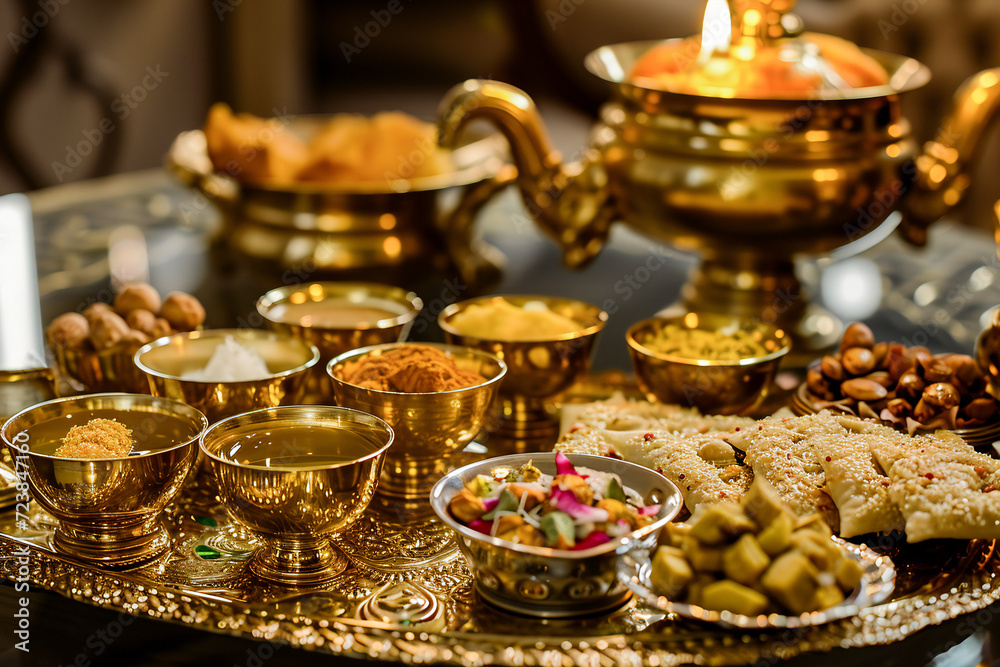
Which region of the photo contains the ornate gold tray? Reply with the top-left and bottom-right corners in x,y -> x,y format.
2,470 -> 999,666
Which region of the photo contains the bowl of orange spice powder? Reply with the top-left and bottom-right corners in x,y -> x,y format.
328,343 -> 505,505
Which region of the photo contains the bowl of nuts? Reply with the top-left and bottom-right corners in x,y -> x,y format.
46,283 -> 207,395
795,322 -> 1000,447
626,313 -> 791,415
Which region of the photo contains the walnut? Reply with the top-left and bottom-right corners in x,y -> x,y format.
46,312 -> 90,348
151,317 -> 174,338
120,329 -> 151,346
160,292 -> 205,331
82,302 -> 114,323
114,283 -> 162,316
88,311 -> 130,350
125,309 -> 158,336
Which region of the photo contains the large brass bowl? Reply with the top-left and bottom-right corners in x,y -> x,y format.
134,328 -> 319,423
201,405 -> 393,586
1,393 -> 207,566
257,282 -> 423,401
438,295 -> 607,439
327,342 -> 505,509
438,42 -> 1000,359
626,313 -> 790,415
430,452 -> 682,618
165,119 -> 513,288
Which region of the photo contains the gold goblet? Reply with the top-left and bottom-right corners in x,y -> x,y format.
200,405 -> 393,586
626,313 -> 790,415
134,328 -> 319,423
327,343 -> 505,510
438,295 -> 607,440
1,393 -> 207,566
256,282 -> 423,402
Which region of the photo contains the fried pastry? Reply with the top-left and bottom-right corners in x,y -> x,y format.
556,425 -> 743,512
740,416 -> 840,533
560,393 -> 754,441
887,450 -> 1000,542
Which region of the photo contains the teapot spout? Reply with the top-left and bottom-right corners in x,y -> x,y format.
438,79 -> 614,268
898,68 -> 1000,246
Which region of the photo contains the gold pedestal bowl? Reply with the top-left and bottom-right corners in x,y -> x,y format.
627,313 -> 791,415
438,295 -> 607,440
200,405 -> 393,586
327,343 -> 505,510
437,44 -> 1000,360
1,393 -> 208,566
257,282 -> 423,402
134,328 -> 319,424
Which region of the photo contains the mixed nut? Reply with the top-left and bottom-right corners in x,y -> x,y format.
806,322 -> 999,432
46,283 -> 207,392
47,283 -> 206,353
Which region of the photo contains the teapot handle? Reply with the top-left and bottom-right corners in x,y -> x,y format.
441,164 -> 518,291
438,80 -> 614,269
898,68 -> 1000,246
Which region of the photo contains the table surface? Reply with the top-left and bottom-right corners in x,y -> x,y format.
3,168 -> 1000,666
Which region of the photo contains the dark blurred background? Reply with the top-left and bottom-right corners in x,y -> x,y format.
0,0 -> 998,227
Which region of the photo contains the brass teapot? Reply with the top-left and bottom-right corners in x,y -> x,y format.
438,42 -> 1000,357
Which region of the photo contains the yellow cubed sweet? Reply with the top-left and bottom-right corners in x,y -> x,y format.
722,533 -> 771,586
756,511 -> 794,556
761,551 -> 820,615
700,580 -> 770,616
650,546 -> 694,598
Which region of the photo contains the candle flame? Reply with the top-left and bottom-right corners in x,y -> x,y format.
698,0 -> 733,63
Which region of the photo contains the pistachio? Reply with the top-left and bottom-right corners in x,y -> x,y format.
841,378 -> 888,402
841,347 -> 876,376
820,356 -> 844,381
114,283 -> 162,316
921,382 -> 960,409
46,312 -> 90,348
839,322 -> 874,353
161,292 -> 206,331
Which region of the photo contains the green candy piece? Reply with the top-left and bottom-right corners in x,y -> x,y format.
194,516 -> 218,527
540,511 -> 575,548
482,489 -> 519,520
607,477 -> 626,503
